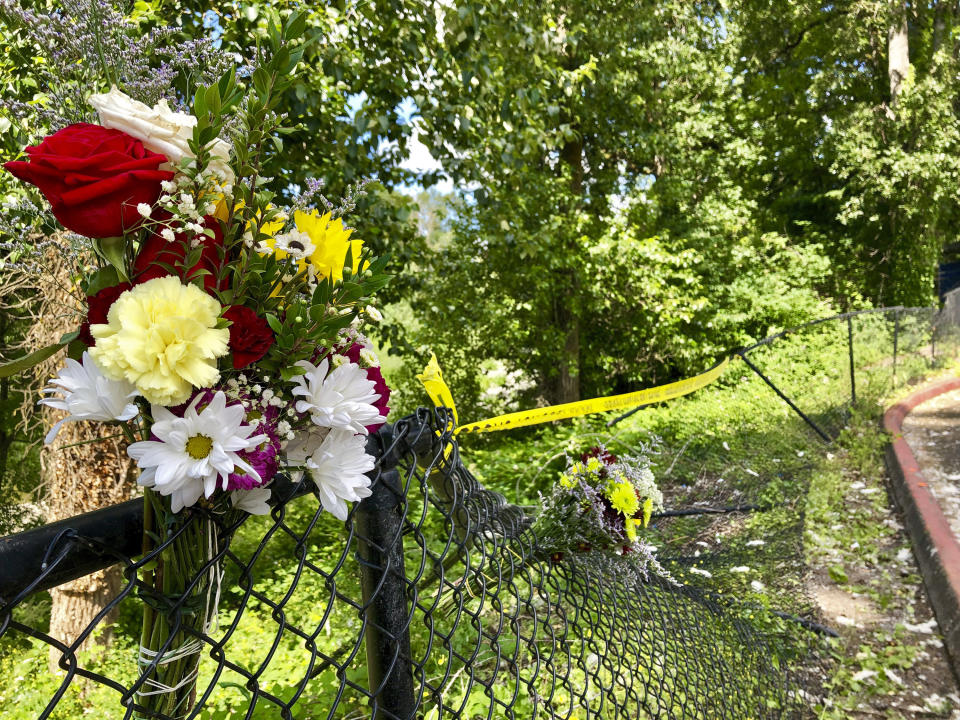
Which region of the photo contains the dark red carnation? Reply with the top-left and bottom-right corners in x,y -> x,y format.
344,341 -> 391,432
4,123 -> 173,238
224,305 -> 274,369
78,281 -> 133,346
581,446 -> 617,466
134,214 -> 227,294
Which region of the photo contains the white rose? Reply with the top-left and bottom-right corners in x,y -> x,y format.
89,86 -> 235,188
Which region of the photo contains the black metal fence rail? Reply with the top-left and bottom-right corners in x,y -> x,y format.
5,304 -> 956,720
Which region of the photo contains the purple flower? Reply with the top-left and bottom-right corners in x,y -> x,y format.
227,440 -> 280,491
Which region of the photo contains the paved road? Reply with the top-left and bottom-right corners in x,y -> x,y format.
901,388 -> 960,542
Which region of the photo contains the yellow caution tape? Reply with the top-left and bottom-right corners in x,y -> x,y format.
416,352 -> 459,426
417,354 -> 732,436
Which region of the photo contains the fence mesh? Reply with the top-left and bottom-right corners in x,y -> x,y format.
1,306 -> 957,720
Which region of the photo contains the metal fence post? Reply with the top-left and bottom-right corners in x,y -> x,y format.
356,429 -> 416,720
846,314 -> 856,406
892,309 -> 899,386
931,316 -> 937,364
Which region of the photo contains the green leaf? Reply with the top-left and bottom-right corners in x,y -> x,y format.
205,83 -> 222,116
0,341 -> 67,378
283,12 -> 307,42
252,68 -> 271,98
265,313 -> 283,333
92,236 -> 129,281
280,365 -> 308,381
66,338 -> 86,362
84,265 -> 120,296
193,86 -> 207,119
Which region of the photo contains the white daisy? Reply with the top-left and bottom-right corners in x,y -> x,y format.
291,358 -> 384,434
127,391 -> 268,512
273,228 -> 316,260
300,428 -> 374,521
40,352 -> 140,444
230,486 -> 272,516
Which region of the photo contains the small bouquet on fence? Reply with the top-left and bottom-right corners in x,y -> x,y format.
532,446 -> 664,566
1,14 -> 391,719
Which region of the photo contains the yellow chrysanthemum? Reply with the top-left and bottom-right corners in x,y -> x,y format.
607,482 -> 640,517
585,457 -> 602,473
642,497 -> 654,527
625,518 -> 642,542
90,276 -> 230,406
260,210 -> 365,283
559,471 -> 578,489
297,210 -> 366,282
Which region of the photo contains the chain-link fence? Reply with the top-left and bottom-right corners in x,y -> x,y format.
1,306 -> 957,720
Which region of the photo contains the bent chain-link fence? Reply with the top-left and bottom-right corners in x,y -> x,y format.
3,305 -> 957,719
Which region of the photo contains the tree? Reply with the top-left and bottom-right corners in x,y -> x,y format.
724,0 -> 960,306
415,1 -> 724,403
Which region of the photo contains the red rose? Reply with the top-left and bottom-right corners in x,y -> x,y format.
78,281 -> 133,346
224,305 -> 274,369
344,341 -> 391,431
134,214 -> 227,294
4,123 -> 174,238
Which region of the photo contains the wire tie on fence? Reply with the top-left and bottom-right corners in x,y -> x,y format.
40,528 -> 77,571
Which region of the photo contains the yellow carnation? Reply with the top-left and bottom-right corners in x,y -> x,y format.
607,481 -> 640,517
90,276 -> 229,406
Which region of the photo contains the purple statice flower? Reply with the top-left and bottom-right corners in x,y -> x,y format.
0,0 -> 235,130
290,177 -> 327,214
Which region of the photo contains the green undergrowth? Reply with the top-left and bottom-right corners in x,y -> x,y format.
457,313 -> 960,716
1,313 -> 957,718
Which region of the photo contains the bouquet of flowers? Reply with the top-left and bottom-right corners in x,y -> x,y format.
1,14 -> 391,718
531,446 -> 664,561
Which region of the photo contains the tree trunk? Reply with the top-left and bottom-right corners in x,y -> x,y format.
21,249 -> 139,672
43,406 -> 137,671
555,136 -> 583,404
47,570 -> 123,663
553,294 -> 581,404
888,5 -> 909,105
932,1 -> 947,54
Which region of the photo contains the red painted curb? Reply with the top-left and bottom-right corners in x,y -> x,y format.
884,376 -> 960,681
